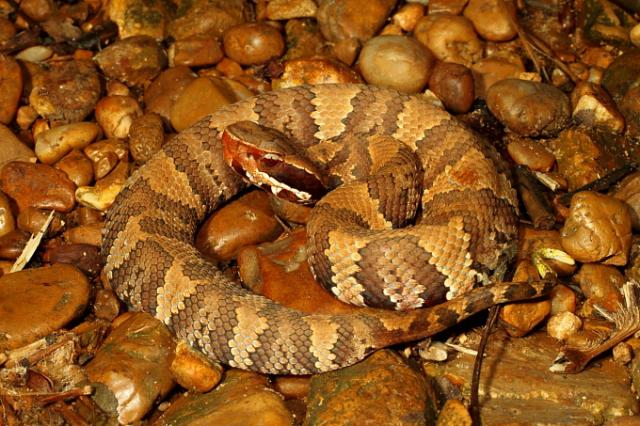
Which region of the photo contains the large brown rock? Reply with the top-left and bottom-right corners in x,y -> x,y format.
87,312 -> 175,424
0,264 -> 90,350
561,191 -> 632,266
154,370 -> 293,426
486,79 -> 571,137
305,349 -> 437,425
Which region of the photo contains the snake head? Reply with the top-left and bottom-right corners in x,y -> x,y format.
222,121 -> 327,205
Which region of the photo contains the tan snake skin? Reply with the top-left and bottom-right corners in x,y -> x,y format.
103,84 -> 552,375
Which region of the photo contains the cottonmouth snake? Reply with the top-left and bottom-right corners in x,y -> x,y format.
103,84 -> 552,375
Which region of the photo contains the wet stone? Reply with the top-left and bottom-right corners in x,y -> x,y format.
0,191 -> 15,238
358,34 -> 434,94
317,0 -> 396,44
29,59 -> 101,125
86,312 -> 175,424
170,340 -> 224,393
1,161 -> 76,212
272,56 -> 363,90
0,123 -> 36,170
223,22 -> 285,66
237,228 -> 359,314
144,65 -> 198,123
305,349 -> 436,425
486,78 -> 571,137
0,229 -> 29,259
107,0 -> 174,40
0,55 -> 22,124
154,369 -> 293,426
561,191 -> 632,266
196,191 -> 282,261
94,35 -> 167,87
34,122 -> 101,165
423,332 -> 638,424
0,264 -> 90,351
167,0 -> 250,41
170,76 -> 251,131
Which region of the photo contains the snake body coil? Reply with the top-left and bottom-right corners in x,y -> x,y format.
103,84 -> 552,374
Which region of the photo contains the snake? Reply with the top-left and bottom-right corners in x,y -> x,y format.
102,84 -> 553,375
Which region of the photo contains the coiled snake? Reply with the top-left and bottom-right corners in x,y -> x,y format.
103,84 -> 552,375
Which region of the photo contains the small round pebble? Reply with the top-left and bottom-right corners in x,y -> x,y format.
223,23 -> 285,66
414,13 -> 482,67
547,311 -> 582,341
95,96 -> 143,139
506,137 -> 556,171
55,149 -> 94,187
34,122 -> 101,165
463,0 -> 517,41
428,61 -> 474,113
358,35 -> 434,93
486,79 -> 571,137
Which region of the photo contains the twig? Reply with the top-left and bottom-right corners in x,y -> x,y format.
10,210 -> 54,273
0,386 -> 93,406
469,305 -> 500,426
556,163 -> 636,206
514,166 -> 556,229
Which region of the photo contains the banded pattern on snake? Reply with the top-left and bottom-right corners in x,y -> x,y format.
102,84 -> 552,375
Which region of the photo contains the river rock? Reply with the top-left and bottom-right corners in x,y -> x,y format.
1,161 -> 76,212
29,59 -> 101,125
34,122 -> 101,165
463,0 -> 516,41
154,369 -> 293,426
108,0 -> 174,40
0,124 -> 35,170
423,332 -> 637,424
196,191 -> 282,261
561,191 -> 632,266
486,79 -> 571,137
144,66 -> 197,123
0,55 -> 22,124
317,0 -> 396,44
237,228 -> 359,314
305,349 -> 437,425
223,23 -> 285,66
94,35 -> 167,87
0,191 -> 14,238
169,76 -> 251,131
358,35 -> 434,93
273,57 -> 362,90
167,0 -> 250,40
0,264 -> 90,350
86,312 -> 175,424
414,13 -> 482,67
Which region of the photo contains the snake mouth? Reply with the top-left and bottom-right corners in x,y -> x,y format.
221,121 -> 327,204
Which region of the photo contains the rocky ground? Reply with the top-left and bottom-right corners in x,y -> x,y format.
1,0 -> 640,424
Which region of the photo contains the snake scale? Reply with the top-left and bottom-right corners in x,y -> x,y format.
102,84 -> 552,375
